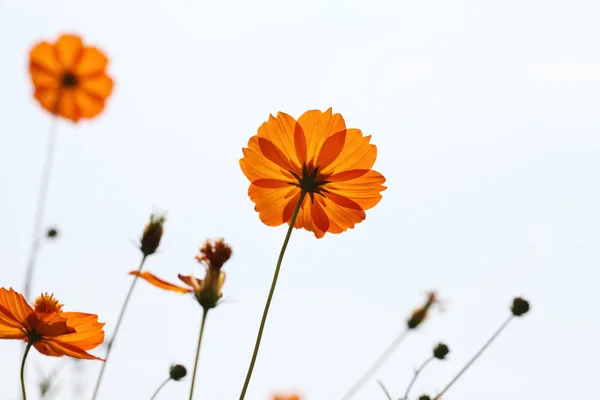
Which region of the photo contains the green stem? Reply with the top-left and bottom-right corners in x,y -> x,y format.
402,356 -> 434,400
433,315 -> 514,400
189,308 -> 209,400
23,116 -> 59,300
340,329 -> 410,400
90,254 -> 148,400
377,381 -> 393,400
150,377 -> 172,400
238,191 -> 306,400
20,341 -> 33,400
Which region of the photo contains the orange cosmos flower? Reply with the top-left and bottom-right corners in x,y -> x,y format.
131,238 -> 232,310
240,108 -> 386,238
29,33 -> 114,122
0,288 -> 105,360
273,396 -> 302,400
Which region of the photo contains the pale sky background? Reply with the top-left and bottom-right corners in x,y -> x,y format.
1,0 -> 599,399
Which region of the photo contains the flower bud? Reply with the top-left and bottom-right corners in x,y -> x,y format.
169,364 -> 187,381
46,227 -> 58,239
511,297 -> 530,317
433,342 -> 450,360
140,213 -> 166,256
407,291 -> 440,329
418,395 -> 432,400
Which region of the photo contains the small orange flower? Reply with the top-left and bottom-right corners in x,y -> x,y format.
131,238 -> 232,309
273,395 -> 302,400
0,288 -> 105,360
240,108 -> 386,238
29,33 -> 114,122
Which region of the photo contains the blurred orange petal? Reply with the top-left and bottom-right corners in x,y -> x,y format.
130,271 -> 193,294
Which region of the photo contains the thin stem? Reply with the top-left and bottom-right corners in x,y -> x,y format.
90,255 -> 148,400
189,308 -> 209,400
21,341 -> 34,400
150,377 -> 172,400
23,117 -> 59,300
433,315 -> 514,400
377,381 -> 393,400
340,329 -> 410,400
238,191 -> 307,400
402,356 -> 434,400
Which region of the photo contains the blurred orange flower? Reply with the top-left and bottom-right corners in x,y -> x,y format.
131,239 -> 232,309
240,108 -> 386,238
29,33 -> 114,122
273,396 -> 302,400
0,288 -> 105,360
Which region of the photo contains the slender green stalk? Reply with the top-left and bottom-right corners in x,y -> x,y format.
20,341 -> 34,400
189,308 -> 209,400
23,117 -> 59,300
403,356 -> 434,400
150,377 -> 172,400
377,381 -> 393,400
238,192 -> 306,400
433,315 -> 514,400
91,255 -> 148,400
340,329 -> 410,400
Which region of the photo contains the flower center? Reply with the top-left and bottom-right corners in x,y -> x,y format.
33,293 -> 63,314
61,72 -> 78,88
289,163 -> 330,202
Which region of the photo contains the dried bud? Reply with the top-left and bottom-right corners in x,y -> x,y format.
46,227 -> 58,239
140,213 -> 166,256
195,268 -> 226,310
418,395 -> 432,400
407,291 -> 441,329
169,364 -> 187,381
433,343 -> 450,360
511,297 -> 530,317
195,238 -> 232,271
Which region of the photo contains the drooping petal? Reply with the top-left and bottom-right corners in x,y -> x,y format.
29,42 -> 61,75
35,339 -> 104,360
321,129 -> 377,175
73,47 -> 109,76
0,288 -> 34,327
58,312 -> 105,350
129,271 -> 193,294
257,112 -> 302,169
0,303 -> 25,339
297,108 -> 346,164
328,170 -> 386,210
55,34 -> 84,69
178,274 -> 200,289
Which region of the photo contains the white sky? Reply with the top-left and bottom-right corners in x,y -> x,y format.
1,0 -> 599,399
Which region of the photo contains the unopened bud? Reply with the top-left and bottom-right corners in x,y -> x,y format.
511,297 -> 530,317
433,343 -> 450,360
418,395 -> 432,400
140,213 -> 166,256
169,364 -> 187,381
46,227 -> 58,239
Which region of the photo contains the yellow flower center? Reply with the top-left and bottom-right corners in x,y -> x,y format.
33,293 -> 63,314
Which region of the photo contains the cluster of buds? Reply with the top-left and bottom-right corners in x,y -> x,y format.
192,238 -> 233,310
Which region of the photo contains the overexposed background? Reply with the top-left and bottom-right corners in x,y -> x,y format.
1,0 -> 599,399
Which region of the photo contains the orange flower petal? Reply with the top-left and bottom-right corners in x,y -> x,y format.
29,65 -> 61,90
252,179 -> 291,188
257,112 -> 302,169
282,191 -> 302,223
316,130 -> 346,170
249,185 -> 298,227
26,313 -> 72,337
328,170 -> 386,210
258,138 -> 295,172
58,312 -> 105,350
310,198 -> 330,232
240,138 -> 290,183
0,288 -> 33,327
57,90 -> 81,122
29,42 -> 61,75
79,74 -> 114,98
297,108 -> 346,163
129,271 -> 193,294
74,90 -> 105,119
73,47 -> 109,76
321,129 -> 377,175
34,88 -> 60,115
55,34 -> 84,69
35,339 -> 104,360
327,169 -> 370,182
